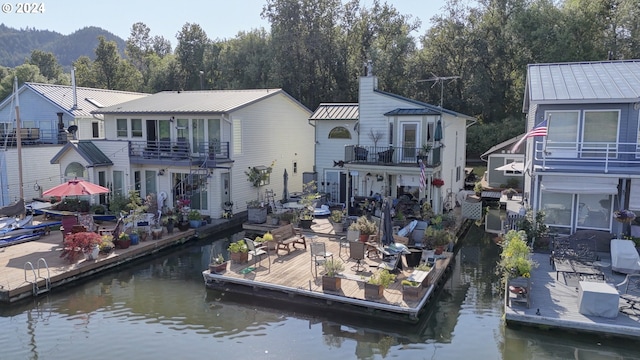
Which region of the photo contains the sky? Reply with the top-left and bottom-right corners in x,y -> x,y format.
0,0 -> 449,47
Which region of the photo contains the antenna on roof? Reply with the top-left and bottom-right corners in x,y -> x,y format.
417,74 -> 460,108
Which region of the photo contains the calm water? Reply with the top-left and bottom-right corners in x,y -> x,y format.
1,226 -> 640,360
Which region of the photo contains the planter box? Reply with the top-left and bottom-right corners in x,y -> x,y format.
248,207 -> 267,224
402,285 -> 421,301
364,283 -> 384,299
230,252 -> 249,264
322,276 -> 341,292
209,262 -> 228,274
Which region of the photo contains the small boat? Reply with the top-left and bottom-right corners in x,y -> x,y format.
0,214 -> 33,235
0,216 -> 17,230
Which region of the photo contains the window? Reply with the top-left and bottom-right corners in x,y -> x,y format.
582,110 -> 618,157
546,111 -> 579,157
293,161 -> 298,174
541,192 -> 572,229
576,194 -> 611,230
92,122 -> 99,138
192,118 -> 204,152
503,157 -> 523,175
131,119 -> 143,137
328,126 -> 351,139
116,119 -> 128,137
208,118 -> 221,153
233,119 -> 242,154
64,162 -> 86,179
113,170 -> 124,197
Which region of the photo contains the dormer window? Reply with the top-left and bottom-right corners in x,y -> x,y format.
328,126 -> 351,139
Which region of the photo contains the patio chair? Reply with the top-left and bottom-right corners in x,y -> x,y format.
310,242 -> 333,278
98,217 -> 124,239
617,273 -> 640,315
60,215 -> 78,240
349,241 -> 366,272
354,146 -> 368,161
246,238 -> 270,272
78,213 -> 97,232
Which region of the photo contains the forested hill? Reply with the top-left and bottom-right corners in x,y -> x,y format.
0,24 -> 125,68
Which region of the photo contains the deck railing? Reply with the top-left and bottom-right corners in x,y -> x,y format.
344,144 -> 441,167
534,141 -> 640,173
129,140 -> 230,162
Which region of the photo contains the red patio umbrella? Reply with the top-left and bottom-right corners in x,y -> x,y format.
43,178 -> 110,197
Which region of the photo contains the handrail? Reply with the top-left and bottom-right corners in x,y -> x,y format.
536,141 -> 640,172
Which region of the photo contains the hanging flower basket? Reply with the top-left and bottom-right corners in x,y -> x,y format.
614,209 -> 636,224
432,178 -> 445,188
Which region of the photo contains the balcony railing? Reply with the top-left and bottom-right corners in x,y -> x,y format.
129,140 -> 230,164
534,141 -> 640,173
344,145 -> 441,167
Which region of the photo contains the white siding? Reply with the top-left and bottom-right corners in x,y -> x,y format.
231,93 -> 314,209
0,146 -> 63,205
315,119 -> 357,191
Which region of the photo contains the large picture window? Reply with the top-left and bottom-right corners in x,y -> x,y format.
582,110 -> 619,157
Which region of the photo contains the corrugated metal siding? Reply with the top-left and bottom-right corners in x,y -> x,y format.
528,60 -> 640,103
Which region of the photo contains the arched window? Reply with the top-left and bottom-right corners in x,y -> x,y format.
64,162 -> 86,179
328,126 -> 351,139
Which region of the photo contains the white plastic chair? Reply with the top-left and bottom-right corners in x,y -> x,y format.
245,238 -> 270,272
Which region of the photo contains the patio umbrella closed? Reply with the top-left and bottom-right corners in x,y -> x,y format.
43,178 -> 110,197
381,200 -> 394,246
283,169 -> 289,202
434,119 -> 443,142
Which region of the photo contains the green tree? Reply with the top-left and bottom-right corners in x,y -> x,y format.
94,36 -> 121,89
25,49 -> 62,81
175,23 -> 209,90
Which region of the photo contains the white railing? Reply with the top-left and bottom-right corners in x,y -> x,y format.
534,141 -> 640,173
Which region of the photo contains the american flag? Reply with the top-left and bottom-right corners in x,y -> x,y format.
419,159 -> 426,191
511,120 -> 548,152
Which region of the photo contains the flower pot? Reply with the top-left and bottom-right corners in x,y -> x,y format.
166,221 -> 174,234
189,220 -> 202,228
359,234 -> 370,243
209,262 -> 228,274
332,223 -> 344,233
151,228 -> 163,240
322,276 -> 341,292
230,252 -> 248,264
129,233 -> 140,245
434,245 -> 445,255
177,222 -> 190,231
299,219 -> 313,229
116,238 -> 131,249
364,283 -> 384,299
248,207 -> 267,224
84,244 -> 100,261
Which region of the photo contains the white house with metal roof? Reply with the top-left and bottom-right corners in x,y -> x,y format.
50,89 -> 314,219
522,60 -> 640,236
0,83 -> 148,206
310,67 -> 476,215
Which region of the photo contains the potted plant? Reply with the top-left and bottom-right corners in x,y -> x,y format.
322,259 -> 345,291
329,209 -> 345,233
162,211 -> 176,234
401,279 -> 422,301
228,239 -> 249,263
99,235 -> 115,254
151,224 -> 163,239
352,216 -> 378,242
209,253 -> 228,274
246,199 -> 267,224
115,232 -> 131,249
474,182 -> 484,197
260,232 -> 276,251
137,227 -> 148,242
503,188 -> 518,200
498,230 -> 536,286
425,227 -> 452,255
365,269 -> 396,299
60,231 -> 102,263
432,178 -> 445,188
298,181 -> 319,229
279,211 -> 297,225
188,209 -> 203,228
417,144 -> 431,164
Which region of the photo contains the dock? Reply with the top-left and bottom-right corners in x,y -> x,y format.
205,217 -> 459,323
0,215 -> 244,303
505,251 -> 640,339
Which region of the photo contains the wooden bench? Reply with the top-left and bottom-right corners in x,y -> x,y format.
271,224 -> 307,255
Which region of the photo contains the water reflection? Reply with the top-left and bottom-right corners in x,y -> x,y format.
2,226 -> 640,359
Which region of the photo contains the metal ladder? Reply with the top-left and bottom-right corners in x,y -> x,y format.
265,189 -> 277,212
24,258 -> 51,296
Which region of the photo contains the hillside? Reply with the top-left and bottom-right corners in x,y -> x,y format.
0,24 -> 126,68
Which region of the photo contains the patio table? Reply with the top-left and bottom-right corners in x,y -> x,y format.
577,281 -> 619,318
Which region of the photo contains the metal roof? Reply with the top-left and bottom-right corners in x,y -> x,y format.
384,108 -> 442,116
309,103 -> 359,120
24,83 -> 149,117
93,89 -> 287,114
527,60 -> 640,104
50,140 -> 113,166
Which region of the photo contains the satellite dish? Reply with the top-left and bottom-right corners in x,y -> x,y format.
67,125 -> 78,133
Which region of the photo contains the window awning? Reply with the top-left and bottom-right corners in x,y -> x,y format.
540,176 -> 618,194
629,179 -> 640,210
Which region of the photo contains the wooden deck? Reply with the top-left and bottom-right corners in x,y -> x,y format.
505,251 -> 640,339
0,216 -> 244,303
204,218 -> 454,322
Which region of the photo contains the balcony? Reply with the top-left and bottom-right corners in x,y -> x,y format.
129,139 -> 230,167
344,145 -> 441,168
534,141 -> 640,174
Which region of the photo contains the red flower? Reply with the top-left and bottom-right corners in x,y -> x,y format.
432,178 -> 445,187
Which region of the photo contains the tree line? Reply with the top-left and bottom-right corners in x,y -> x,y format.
1,0 -> 638,157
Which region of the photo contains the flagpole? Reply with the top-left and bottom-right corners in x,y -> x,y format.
14,76 -> 24,209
